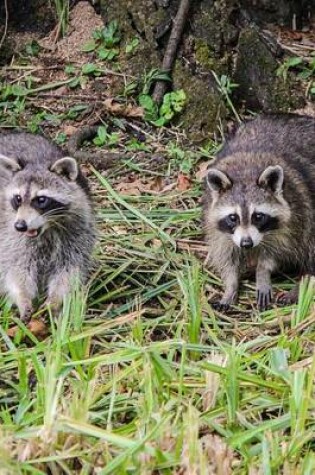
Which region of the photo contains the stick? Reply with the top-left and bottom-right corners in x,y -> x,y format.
0,0 -> 9,51
152,0 -> 191,105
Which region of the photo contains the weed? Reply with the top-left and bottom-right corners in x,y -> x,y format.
53,0 -> 70,38
93,125 -> 120,147
125,37 -> 140,55
166,142 -> 194,174
24,40 -> 41,57
141,68 -> 171,95
139,88 -> 186,127
212,71 -> 241,123
82,21 -> 121,61
125,138 -> 150,152
277,54 -> 315,97
54,132 -> 67,145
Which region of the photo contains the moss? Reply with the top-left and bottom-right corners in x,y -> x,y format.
195,39 -> 216,70
234,27 -> 305,111
173,61 -> 225,141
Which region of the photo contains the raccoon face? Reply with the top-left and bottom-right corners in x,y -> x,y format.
9,190 -> 71,238
206,165 -> 291,249
0,156 -> 79,238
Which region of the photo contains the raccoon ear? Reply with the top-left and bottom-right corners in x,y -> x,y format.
206,168 -> 232,193
0,154 -> 21,173
258,165 -> 284,193
50,157 -> 78,181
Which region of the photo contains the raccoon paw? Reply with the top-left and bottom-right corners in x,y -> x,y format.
20,307 -> 33,323
257,288 -> 272,311
212,301 -> 231,313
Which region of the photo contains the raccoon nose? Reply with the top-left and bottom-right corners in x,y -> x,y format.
240,236 -> 253,249
14,219 -> 28,232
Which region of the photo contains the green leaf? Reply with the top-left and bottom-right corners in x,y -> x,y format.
81,40 -> 97,52
81,63 -> 98,75
68,77 -> 80,88
11,85 -> 28,97
65,65 -> 76,75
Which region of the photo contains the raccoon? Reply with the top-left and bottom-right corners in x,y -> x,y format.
203,114 -> 315,311
0,132 -> 96,320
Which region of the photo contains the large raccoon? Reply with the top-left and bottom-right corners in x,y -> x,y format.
203,114 -> 315,311
0,132 -> 96,320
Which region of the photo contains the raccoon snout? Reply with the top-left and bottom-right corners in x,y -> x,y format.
240,237 -> 253,249
14,219 -> 28,232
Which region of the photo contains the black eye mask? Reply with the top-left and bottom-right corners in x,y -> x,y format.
251,212 -> 279,232
11,194 -> 22,210
31,196 -> 70,214
217,214 -> 240,234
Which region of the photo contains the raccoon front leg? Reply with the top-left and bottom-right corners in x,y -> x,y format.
213,265 -> 239,311
256,257 -> 276,311
45,268 -> 79,314
5,271 -> 37,321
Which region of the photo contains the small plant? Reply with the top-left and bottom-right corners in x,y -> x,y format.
139,89 -> 186,127
54,132 -> 67,145
82,21 -> 121,61
142,68 -> 171,95
93,125 -> 119,147
277,56 -> 304,82
53,0 -> 70,38
138,69 -> 186,127
125,37 -> 139,55
166,142 -> 194,174
212,71 -> 241,123
123,80 -> 138,97
24,40 -> 41,57
277,54 -> 315,97
159,89 -> 186,123
125,138 -> 149,152
81,63 -> 102,76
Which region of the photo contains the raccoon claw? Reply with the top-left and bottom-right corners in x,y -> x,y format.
212,301 -> 231,313
257,289 -> 272,311
20,308 -> 33,323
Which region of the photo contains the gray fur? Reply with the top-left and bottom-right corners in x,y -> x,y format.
0,132 -> 96,320
203,114 -> 315,311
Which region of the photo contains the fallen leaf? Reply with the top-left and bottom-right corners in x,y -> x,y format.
104,98 -> 144,118
177,173 -> 191,191
147,176 -> 164,192
115,177 -> 167,195
195,160 -> 212,182
7,319 -> 48,339
63,125 -> 77,136
115,179 -> 142,195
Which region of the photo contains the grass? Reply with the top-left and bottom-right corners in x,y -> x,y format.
0,166 -> 315,474
0,18 -> 314,472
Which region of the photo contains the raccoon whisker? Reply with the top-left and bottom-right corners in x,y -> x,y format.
46,220 -> 68,232
42,208 -> 90,220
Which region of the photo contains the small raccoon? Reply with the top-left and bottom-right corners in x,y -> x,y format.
203,114 -> 315,311
0,132 -> 96,320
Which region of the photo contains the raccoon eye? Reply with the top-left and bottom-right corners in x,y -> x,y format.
252,212 -> 265,222
33,196 -> 51,210
11,194 -> 22,210
228,214 -> 238,223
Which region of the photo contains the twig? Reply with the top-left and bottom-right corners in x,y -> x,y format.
34,92 -> 106,101
152,0 -> 191,105
292,43 -> 315,51
0,0 -> 9,51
